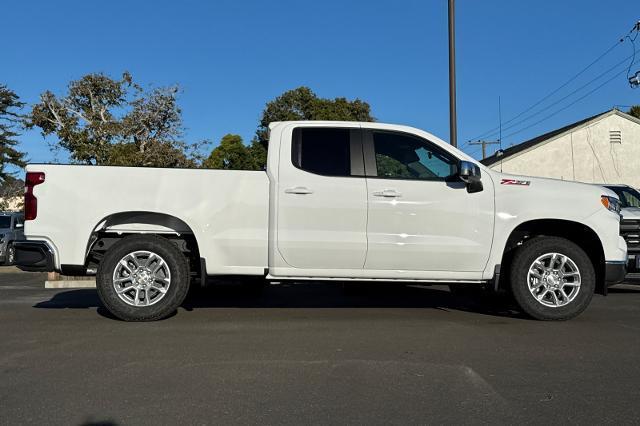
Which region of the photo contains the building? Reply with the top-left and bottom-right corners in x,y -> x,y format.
481,109 -> 640,188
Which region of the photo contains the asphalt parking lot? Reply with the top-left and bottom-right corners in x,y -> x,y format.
1,267 -> 640,425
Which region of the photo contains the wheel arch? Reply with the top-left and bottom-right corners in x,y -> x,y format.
500,219 -> 606,293
83,211 -> 202,275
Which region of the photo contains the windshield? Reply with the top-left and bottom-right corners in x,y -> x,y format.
0,216 -> 11,228
606,186 -> 640,208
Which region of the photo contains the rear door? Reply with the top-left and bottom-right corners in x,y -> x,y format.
276,125 -> 368,269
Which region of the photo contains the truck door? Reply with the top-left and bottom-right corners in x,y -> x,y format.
363,129 -> 494,272
276,125 -> 368,269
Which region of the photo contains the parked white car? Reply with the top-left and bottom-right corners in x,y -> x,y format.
15,121 -> 627,321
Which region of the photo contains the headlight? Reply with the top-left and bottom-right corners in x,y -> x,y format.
601,195 -> 621,214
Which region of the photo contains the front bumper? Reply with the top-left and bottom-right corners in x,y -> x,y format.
604,261 -> 627,285
14,241 -> 55,272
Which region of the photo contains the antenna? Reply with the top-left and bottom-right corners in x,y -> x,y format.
498,96 -> 503,150
499,96 -> 504,172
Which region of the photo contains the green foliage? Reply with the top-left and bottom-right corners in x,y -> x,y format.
27,79 -> 376,171
251,86 -> 375,169
0,176 -> 24,211
28,72 -> 201,167
203,134 -> 257,170
0,85 -> 27,184
629,105 -> 640,120
256,86 -> 375,145
247,139 -> 267,170
375,154 -> 412,178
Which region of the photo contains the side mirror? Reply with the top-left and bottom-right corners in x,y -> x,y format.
458,161 -> 483,193
15,223 -> 24,229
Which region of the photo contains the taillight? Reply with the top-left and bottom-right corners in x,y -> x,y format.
25,172 -> 45,221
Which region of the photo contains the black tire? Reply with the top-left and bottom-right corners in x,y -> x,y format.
96,235 -> 190,321
509,236 -> 595,321
6,243 -> 15,265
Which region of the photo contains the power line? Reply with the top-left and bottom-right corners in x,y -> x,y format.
467,21 -> 640,144
469,52 -> 635,142
499,58 -> 640,141
467,38 -> 625,143
626,21 -> 640,86
469,140 -> 500,159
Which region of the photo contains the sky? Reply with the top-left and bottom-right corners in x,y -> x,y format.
3,0 -> 639,168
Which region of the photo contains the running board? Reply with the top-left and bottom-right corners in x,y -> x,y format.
265,275 -> 485,284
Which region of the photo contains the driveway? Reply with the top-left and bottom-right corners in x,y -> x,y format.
1,266 -> 639,424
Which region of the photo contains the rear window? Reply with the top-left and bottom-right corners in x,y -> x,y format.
292,128 -> 351,177
0,216 -> 10,228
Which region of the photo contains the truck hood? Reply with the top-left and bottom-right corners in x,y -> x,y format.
490,171 -> 616,198
487,170 -> 617,221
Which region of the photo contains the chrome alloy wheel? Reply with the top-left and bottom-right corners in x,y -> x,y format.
112,251 -> 171,307
527,252 -> 581,308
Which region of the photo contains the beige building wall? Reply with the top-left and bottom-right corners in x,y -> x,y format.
489,112 -> 640,188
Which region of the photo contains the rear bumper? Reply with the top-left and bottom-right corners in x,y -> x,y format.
604,261 -> 627,285
14,241 -> 56,272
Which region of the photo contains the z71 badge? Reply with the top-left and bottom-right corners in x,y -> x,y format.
501,178 -> 530,186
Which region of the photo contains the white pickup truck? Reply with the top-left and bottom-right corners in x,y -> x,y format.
15,121 -> 627,321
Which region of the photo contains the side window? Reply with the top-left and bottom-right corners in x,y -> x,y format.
372,131 -> 457,180
292,128 -> 352,176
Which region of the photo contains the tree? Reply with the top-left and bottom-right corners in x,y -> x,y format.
28,72 -> 201,167
255,86 -> 375,144
0,176 -> 24,211
0,85 -> 27,184
249,87 -> 375,169
203,134 -> 256,170
629,105 -> 640,120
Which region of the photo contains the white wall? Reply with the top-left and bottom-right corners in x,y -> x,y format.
489,113 -> 640,188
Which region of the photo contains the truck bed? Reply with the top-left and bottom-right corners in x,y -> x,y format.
24,164 -> 270,275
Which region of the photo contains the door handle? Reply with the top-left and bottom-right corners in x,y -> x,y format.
284,186 -> 314,195
372,189 -> 402,198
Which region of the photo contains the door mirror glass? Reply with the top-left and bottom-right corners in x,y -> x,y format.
458,161 -> 481,182
458,161 -> 483,193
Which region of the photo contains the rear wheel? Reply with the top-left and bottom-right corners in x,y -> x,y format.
96,235 -> 190,321
509,236 -> 595,320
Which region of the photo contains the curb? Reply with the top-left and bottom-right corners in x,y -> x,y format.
45,280 -> 96,289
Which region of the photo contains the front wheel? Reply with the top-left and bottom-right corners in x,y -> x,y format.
509,236 -> 595,321
96,235 -> 190,321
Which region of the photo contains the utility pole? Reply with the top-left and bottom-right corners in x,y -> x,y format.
448,0 -> 457,147
469,140 -> 501,159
